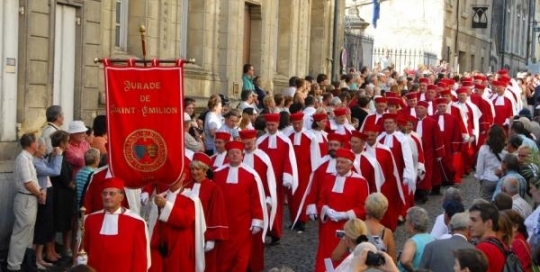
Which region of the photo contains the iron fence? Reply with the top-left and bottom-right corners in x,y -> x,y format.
344,33 -> 374,72
372,47 -> 439,73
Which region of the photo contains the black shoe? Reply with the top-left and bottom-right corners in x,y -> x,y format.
269,236 -> 280,246
293,222 -> 305,232
430,186 -> 441,195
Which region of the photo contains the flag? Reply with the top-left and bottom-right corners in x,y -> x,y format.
103,59 -> 186,188
372,0 -> 380,28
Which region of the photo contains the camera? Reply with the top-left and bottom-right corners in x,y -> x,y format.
365,251 -> 386,266
335,230 -> 345,239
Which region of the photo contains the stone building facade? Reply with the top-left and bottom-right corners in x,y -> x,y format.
0,0 -> 344,250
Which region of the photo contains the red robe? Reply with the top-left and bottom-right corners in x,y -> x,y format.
397,106 -> 416,117
185,180 -> 229,272
452,101 -> 481,173
353,152 -> 385,194
256,132 -> 298,239
214,164 -> 267,272
243,149 -> 277,272
83,166 -> 129,214
378,132 -> 416,202
415,116 -> 445,189
328,120 -> 354,148
210,151 -> 228,171
85,208 -> 149,272
470,94 -> 494,147
309,129 -> 328,161
315,172 -> 369,272
148,187 -> 206,272
364,143 -> 404,231
288,129 -> 321,224
360,113 -> 384,133
491,94 -> 514,129
430,113 -> 462,184
303,156 -> 337,220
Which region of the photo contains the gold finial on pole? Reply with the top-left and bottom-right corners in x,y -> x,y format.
140,24 -> 147,67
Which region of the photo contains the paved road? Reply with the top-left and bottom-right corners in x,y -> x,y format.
264,174 -> 480,271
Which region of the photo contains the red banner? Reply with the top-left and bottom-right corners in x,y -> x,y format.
104,59 -> 185,188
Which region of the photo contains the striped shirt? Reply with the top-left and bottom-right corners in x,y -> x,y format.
75,166 -> 96,207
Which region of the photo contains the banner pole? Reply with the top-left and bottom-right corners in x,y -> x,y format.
140,25 -> 147,67
94,58 -> 196,65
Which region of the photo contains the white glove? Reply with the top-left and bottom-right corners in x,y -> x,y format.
283,180 -> 292,189
76,254 -> 88,265
325,207 -> 338,221
404,178 -> 416,194
308,214 -> 318,221
251,226 -> 262,234
204,240 -> 215,252
332,211 -> 349,222
140,192 -> 149,206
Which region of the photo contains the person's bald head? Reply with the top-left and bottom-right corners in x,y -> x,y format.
502,176 -> 519,196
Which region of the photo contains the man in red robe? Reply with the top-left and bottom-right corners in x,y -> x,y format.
454,87 -> 481,174
314,148 -> 369,272
214,141 -> 268,272
471,83 -> 495,147
83,166 -> 129,214
491,80 -> 515,133
360,96 -> 387,132
386,97 -> 402,114
415,101 -> 445,197
239,129 -> 277,272
377,113 -> 416,217
256,113 -> 298,245
430,98 -> 462,186
287,112 -> 321,231
303,132 -> 343,223
418,77 -> 430,101
424,84 -> 438,116
310,112 -> 329,158
398,91 -> 419,117
84,177 -> 149,272
328,108 -> 354,148
350,130 -> 384,193
362,124 -> 404,231
185,152 -> 229,272
211,132 -> 230,170
148,168 -> 206,272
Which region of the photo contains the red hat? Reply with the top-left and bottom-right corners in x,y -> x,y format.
102,177 -> 125,191
473,74 -> 487,81
474,84 -> 485,90
397,117 -> 408,127
374,97 -> 387,104
405,92 -> 419,100
351,130 -> 368,140
289,112 -> 304,122
239,129 -> 257,140
333,108 -> 347,117
418,78 -> 430,84
335,148 -> 355,162
417,101 -> 429,108
497,69 -> 508,75
499,75 -> 510,82
492,80 -> 505,87
192,152 -> 212,167
327,132 -> 344,143
437,82 -> 448,89
225,141 -> 244,151
404,115 -> 417,124
312,113 -> 327,122
461,77 -> 473,83
439,89 -> 452,97
362,124 -> 380,133
456,88 -> 468,95
215,131 -> 232,141
435,97 -> 448,105
265,113 -> 281,123
427,84 -> 437,91
461,81 -> 473,87
385,92 -> 398,98
387,97 -> 402,106
382,113 -> 398,121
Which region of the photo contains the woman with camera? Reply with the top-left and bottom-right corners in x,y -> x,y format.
332,218 -> 370,271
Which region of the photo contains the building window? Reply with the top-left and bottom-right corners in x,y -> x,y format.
115,0 -> 129,50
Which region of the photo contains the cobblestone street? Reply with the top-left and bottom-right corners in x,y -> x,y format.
264,174 -> 480,271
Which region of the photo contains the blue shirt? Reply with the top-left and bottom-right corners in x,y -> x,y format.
242,74 -> 255,91
492,170 -> 528,200
33,155 -> 62,189
399,233 -> 435,272
75,166 -> 96,206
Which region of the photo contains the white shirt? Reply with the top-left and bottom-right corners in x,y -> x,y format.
282,87 -> 296,97
430,213 -> 448,239
526,205 -> 540,238
474,145 -> 504,182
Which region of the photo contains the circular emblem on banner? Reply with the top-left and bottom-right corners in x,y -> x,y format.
124,129 -> 167,172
